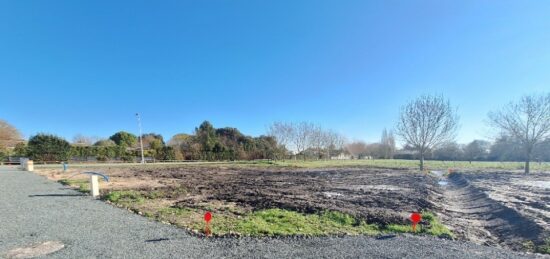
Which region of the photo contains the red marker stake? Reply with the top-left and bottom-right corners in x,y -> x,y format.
204,212 -> 212,236
410,212 -> 422,232
204,211 -> 212,223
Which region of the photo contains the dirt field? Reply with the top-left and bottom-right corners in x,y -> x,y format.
439,171 -> 550,252
37,166 -> 438,223
152,167 -> 439,225
34,164 -> 550,253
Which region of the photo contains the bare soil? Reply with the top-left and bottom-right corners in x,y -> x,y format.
35,165 -> 550,253
439,171 -> 550,251
166,167 -> 440,225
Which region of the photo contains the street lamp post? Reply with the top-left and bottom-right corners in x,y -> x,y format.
136,113 -> 145,164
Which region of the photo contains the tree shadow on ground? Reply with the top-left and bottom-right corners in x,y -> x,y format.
29,194 -> 86,197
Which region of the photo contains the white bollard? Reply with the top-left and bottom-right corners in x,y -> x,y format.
26,160 -> 34,171
20,159 -> 34,171
90,175 -> 100,198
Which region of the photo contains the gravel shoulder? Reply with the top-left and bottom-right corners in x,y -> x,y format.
0,167 -> 544,258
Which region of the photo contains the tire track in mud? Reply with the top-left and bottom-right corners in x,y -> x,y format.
440,173 -> 546,251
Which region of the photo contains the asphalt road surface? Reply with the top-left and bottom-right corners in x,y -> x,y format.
0,167 -> 543,258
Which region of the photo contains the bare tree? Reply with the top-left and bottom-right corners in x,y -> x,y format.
0,119 -> 22,148
322,130 -> 339,159
365,143 -> 382,159
269,121 -> 345,160
488,93 -> 550,173
310,125 -> 325,159
324,130 -> 346,159
346,141 -> 368,159
268,122 -> 294,149
396,95 -> 459,171
293,122 -> 316,160
72,134 -> 94,146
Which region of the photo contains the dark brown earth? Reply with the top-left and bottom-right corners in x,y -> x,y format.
121,167 -> 441,225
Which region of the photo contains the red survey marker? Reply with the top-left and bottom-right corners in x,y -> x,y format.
204,211 -> 212,223
204,212 -> 212,236
410,212 -> 422,232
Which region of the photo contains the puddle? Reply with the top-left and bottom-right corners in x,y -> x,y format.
438,180 -> 448,186
519,181 -> 550,189
6,241 -> 64,258
322,192 -> 343,198
346,185 -> 411,191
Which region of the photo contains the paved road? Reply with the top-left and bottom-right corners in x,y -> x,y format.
0,167 -> 543,258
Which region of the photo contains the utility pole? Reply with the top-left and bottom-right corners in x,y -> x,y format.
136,113 -> 145,164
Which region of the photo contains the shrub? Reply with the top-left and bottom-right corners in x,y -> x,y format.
28,134 -> 71,162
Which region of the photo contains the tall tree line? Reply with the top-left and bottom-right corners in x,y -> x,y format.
168,121 -> 284,161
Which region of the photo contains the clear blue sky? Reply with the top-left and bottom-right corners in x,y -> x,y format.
1,1 -> 549,144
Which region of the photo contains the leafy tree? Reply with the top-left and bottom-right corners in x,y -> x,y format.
164,121 -> 286,161
167,134 -> 192,146
149,138 -> 163,151
0,147 -> 6,161
195,121 -> 218,153
109,131 -> 138,147
168,134 -> 195,160
98,146 -> 122,159
13,142 -> 28,157
94,139 -> 116,146
159,146 -> 176,160
27,134 -> 71,162
142,133 -> 164,149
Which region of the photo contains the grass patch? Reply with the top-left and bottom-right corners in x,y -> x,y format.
522,240 -> 536,253
538,238 -> 550,254
36,159 -> 550,172
104,190 -> 145,206
386,212 -> 453,238
158,207 -> 193,217
233,209 -> 380,236
523,238 -> 550,254
267,159 -> 550,171
150,207 -> 450,238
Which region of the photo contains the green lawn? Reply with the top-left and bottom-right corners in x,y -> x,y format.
35,159 -> 550,171
267,159 -> 550,171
